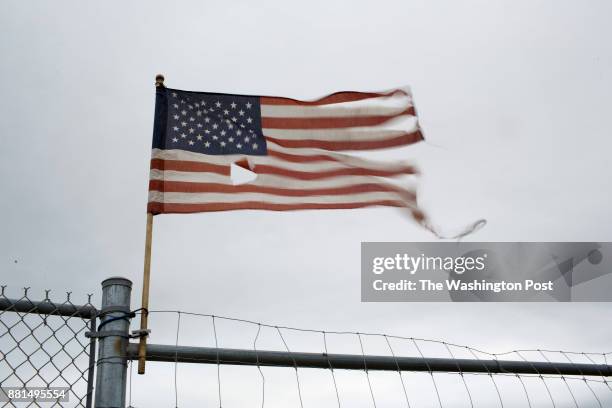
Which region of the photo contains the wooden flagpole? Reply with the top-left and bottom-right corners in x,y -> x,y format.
137,74 -> 165,374
137,212 -> 153,374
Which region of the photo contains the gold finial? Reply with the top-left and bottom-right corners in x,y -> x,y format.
155,74 -> 165,87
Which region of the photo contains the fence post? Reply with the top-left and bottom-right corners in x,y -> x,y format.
94,277 -> 132,408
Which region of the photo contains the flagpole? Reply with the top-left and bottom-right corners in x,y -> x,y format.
137,212 -> 153,374
137,74 -> 164,374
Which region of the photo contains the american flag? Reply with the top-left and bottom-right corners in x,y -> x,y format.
148,85 -> 432,226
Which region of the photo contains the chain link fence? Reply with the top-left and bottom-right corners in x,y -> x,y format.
0,287 -> 97,408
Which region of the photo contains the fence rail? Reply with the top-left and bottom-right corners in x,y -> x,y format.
128,343 -> 612,377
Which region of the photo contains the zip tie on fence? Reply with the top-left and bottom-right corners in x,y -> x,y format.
87,307 -> 148,339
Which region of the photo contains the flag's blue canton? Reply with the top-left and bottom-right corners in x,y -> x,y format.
163,89 -> 267,156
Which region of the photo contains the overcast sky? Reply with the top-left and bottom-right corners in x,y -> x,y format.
1,1 -> 611,406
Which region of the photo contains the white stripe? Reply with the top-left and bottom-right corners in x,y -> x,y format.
148,190 -> 411,205
263,115 -> 418,141
152,148 -> 242,166
260,95 -> 413,118
150,169 -> 231,184
150,170 -> 417,190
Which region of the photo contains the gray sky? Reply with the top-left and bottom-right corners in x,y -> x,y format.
1,0 -> 611,406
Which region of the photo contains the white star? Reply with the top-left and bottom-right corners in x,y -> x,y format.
231,116 -> 237,122
240,124 -> 245,128
181,110 -> 187,116
173,114 -> 179,120
181,121 -> 187,127
173,104 -> 179,109
236,130 -> 242,136
227,124 -> 234,129
180,133 -> 187,138
212,135 -> 219,140
173,126 -> 179,131
189,128 -> 195,134
204,117 -> 211,123
196,134 -> 203,140
238,110 -> 245,116
246,117 -> 253,123
244,136 -> 250,142
246,102 -> 252,109
171,92 -> 177,97
228,137 -> 234,142
172,137 -> 178,142
215,101 -> 222,108
188,140 -> 195,146
205,141 -> 211,147
196,111 -> 202,116
221,130 -> 226,136
201,101 -> 207,106
196,123 -> 203,128
220,141 -> 226,147
237,143 -> 243,149
188,105 -> 193,110
205,129 -> 211,134
231,102 -> 237,109
212,124 -> 219,129
253,143 -> 258,149
180,99 -> 185,104
223,109 -> 229,115
189,117 -> 195,122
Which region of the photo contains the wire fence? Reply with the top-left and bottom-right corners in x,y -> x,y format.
0,287 -> 97,408
124,309 -> 612,408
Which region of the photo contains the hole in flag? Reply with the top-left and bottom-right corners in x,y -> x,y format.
231,162 -> 257,185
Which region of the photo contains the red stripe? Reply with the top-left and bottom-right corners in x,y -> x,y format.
260,89 -> 408,106
149,180 -> 416,200
150,158 -> 230,175
148,200 -> 408,214
264,130 -> 424,151
254,163 -> 416,180
261,107 -> 415,129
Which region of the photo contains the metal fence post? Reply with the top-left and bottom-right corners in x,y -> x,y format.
94,277 -> 132,408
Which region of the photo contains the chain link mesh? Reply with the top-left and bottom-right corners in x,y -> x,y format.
0,287 -> 97,408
